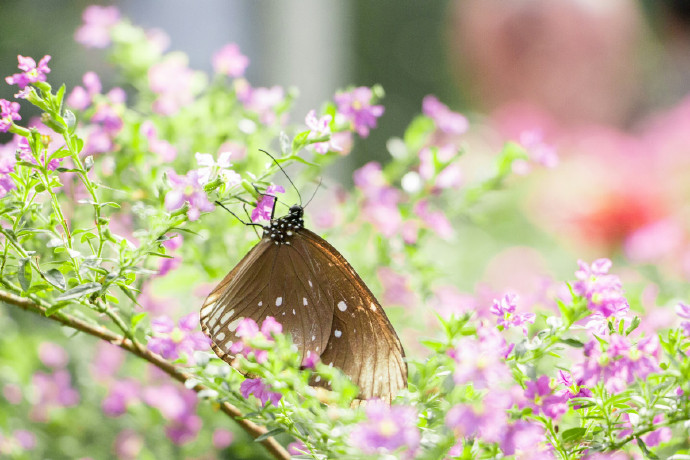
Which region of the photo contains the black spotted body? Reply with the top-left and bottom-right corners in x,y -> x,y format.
200,204 -> 407,403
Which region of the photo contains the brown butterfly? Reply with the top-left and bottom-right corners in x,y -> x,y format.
200,202 -> 407,403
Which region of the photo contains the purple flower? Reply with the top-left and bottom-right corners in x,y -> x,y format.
148,56 -> 196,115
147,312 -> 211,363
446,391 -> 511,443
450,326 -> 512,388
195,152 -> 241,186
251,185 -> 285,222
239,85 -> 285,125
165,170 -> 215,221
302,350 -> 319,369
38,342 -> 69,369
490,293 -> 536,336
556,370 -> 592,404
212,429 -> 234,449
422,95 -> 468,135
75,5 -> 120,48
0,99 -> 21,133
524,375 -> 568,419
240,378 -> 282,407
17,137 -> 61,171
102,379 -> 140,417
13,430 -> 36,451
92,103 -> 123,135
288,440 -> 309,455
213,43 -> 249,77
231,317 -> 282,364
157,234 -> 183,277
0,143 -> 17,198
335,87 -> 384,138
573,259 -> 629,320
305,110 -> 341,154
350,401 -> 420,458
30,370 -> 80,422
5,55 -> 51,89
3,383 -> 22,405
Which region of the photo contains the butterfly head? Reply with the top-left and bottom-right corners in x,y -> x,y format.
264,205 -> 304,245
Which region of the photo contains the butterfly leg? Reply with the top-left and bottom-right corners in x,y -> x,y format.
243,203 -> 260,238
214,201 -> 265,230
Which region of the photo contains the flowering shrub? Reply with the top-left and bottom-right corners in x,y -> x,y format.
2,5 -> 690,460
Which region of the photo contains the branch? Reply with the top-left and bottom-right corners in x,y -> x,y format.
0,288 -> 290,460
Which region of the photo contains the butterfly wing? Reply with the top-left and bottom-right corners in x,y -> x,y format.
200,237 -> 334,361
291,229 -> 408,403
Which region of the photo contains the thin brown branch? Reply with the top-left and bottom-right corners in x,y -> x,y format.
0,288 -> 290,460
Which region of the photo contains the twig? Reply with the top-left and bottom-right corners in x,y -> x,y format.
0,288 -> 290,460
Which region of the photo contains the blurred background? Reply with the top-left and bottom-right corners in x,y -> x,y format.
3,0 -> 690,458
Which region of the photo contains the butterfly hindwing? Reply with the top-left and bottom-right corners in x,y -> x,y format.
201,205 -> 407,402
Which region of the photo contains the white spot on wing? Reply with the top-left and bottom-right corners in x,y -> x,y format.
228,318 -> 243,332
370,302 -> 377,311
216,332 -> 226,341
315,376 -> 321,382
225,341 -> 233,350
258,301 -> 263,307
311,335 -> 316,341
303,297 -> 308,306
276,297 -> 282,306
308,280 -> 313,288
334,329 -> 342,338
209,308 -> 222,325
292,309 -> 296,315
338,301 -> 347,312
201,303 -> 214,316
220,309 -> 234,325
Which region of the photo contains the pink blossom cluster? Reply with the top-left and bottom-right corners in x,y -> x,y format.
350,400 -> 420,458
30,342 -> 80,422
147,312 -> 211,364
228,316 -> 283,364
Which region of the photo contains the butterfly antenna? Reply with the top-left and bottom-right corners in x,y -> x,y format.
259,149 -> 303,206
303,177 -> 323,209
243,203 -> 260,238
214,201 -> 264,229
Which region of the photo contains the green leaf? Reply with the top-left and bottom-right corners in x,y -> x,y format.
50,148 -> 74,160
18,257 -> 32,291
45,301 -> 72,317
561,427 -> 586,443
56,282 -> 102,301
80,232 -> 97,243
131,312 -> 147,330
291,130 -> 311,151
559,338 -> 584,348
403,115 -> 434,151
26,283 -> 52,294
63,109 -> 77,134
254,428 -> 284,442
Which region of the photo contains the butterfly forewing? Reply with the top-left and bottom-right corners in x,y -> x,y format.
296,229 -> 407,402
200,206 -> 407,402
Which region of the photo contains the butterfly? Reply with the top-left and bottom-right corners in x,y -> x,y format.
200,192 -> 407,403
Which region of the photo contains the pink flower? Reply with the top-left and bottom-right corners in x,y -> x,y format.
74,5 -> 120,48
140,121 -> 177,162
157,234 -> 183,277
67,72 -> 102,110
288,440 -> 309,455
413,200 -> 453,239
499,419 -> 545,456
335,87 -> 384,138
676,302 -> 690,336
240,378 -> 282,407
212,429 -> 234,449
38,342 -> 69,369
422,95 -> 468,135
350,401 -> 420,458
377,267 -> 416,309
573,259 -> 629,320
306,110 -> 341,154
446,390 -> 511,443
90,342 -> 125,382
213,43 -> 249,77
148,56 -> 196,115
17,137 -> 61,171
5,55 -> 51,89
302,350 -> 319,369
30,370 -> 80,422
3,383 -> 22,405
142,384 -> 201,445
490,293 -> 536,336
624,219 -> 685,264
113,429 -> 143,460
0,99 -> 21,133
251,185 -> 285,222
353,162 -> 403,237
524,375 -> 568,419
165,170 -> 215,221
102,379 -> 140,417
147,313 -> 211,363
0,143 -> 17,197
238,84 -> 285,124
